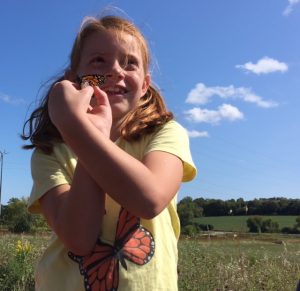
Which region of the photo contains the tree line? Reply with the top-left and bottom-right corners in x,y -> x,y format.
177,196 -> 300,235
178,196 -> 300,218
1,196 -> 300,235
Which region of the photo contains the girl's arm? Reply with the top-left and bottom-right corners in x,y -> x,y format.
39,162 -> 105,256
48,81 -> 183,219
62,126 -> 182,219
39,83 -> 110,256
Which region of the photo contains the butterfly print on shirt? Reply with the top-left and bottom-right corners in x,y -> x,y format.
68,207 -> 155,291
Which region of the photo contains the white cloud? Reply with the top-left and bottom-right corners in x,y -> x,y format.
186,83 -> 278,108
236,57 -> 288,75
186,130 -> 210,138
283,0 -> 300,16
184,104 -> 244,125
0,92 -> 25,105
186,83 -> 213,105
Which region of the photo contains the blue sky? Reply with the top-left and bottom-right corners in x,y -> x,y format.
0,0 -> 299,205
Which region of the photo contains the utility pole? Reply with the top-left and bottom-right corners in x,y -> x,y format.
0,150 -> 8,216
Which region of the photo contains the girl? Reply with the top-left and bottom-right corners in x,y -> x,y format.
23,14 -> 196,291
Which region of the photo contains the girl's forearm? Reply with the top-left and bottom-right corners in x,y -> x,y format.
41,162 -> 105,255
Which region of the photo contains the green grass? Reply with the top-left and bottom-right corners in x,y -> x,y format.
194,215 -> 298,232
1,233 -> 300,290
178,235 -> 300,290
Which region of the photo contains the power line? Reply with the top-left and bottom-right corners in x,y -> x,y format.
0,150 -> 8,216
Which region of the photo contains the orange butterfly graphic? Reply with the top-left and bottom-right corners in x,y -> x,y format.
68,207 -> 155,291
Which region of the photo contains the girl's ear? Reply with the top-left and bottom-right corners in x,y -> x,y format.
64,70 -> 77,82
142,74 -> 151,96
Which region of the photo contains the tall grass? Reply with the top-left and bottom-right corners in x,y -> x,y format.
0,234 -> 49,291
178,235 -> 300,290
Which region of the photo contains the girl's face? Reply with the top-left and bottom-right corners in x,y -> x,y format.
76,30 -> 150,122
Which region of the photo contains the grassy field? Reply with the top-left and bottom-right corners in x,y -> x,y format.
194,215 -> 298,232
179,234 -> 300,290
1,233 -> 300,290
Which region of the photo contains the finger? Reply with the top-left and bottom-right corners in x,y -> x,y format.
93,86 -> 110,106
72,82 -> 81,90
53,80 -> 79,94
79,85 -> 94,104
80,84 -> 94,95
76,84 -> 95,112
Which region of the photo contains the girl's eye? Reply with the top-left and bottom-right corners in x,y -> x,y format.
126,58 -> 139,69
91,57 -> 104,64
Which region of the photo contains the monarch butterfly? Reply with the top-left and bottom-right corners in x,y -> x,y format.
68,207 -> 155,291
78,74 -> 106,88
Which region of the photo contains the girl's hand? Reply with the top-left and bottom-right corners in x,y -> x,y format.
87,86 -> 112,138
48,80 -> 112,138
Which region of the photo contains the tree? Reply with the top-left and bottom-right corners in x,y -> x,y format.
1,197 -> 48,233
1,197 -> 32,232
203,199 -> 227,216
193,197 -> 206,209
177,197 -> 195,227
286,201 -> 300,215
261,200 -> 279,215
295,216 -> 300,228
178,206 -> 194,227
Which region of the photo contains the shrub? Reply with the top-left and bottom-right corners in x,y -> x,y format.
8,216 -> 31,233
193,222 -> 214,231
281,216 -> 300,234
247,216 -> 263,233
1,197 -> 48,234
281,226 -> 300,234
261,219 -> 279,233
247,217 -> 279,233
182,225 -> 197,236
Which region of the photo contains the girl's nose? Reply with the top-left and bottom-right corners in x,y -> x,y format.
105,61 -> 125,81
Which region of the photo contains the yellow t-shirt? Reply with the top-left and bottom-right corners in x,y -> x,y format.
28,120 -> 197,291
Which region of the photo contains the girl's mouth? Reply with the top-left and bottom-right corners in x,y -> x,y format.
104,86 -> 128,95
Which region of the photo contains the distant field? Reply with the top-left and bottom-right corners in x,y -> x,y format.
194,215 -> 298,232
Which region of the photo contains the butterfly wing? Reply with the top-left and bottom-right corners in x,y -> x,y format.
122,226 -> 155,265
68,239 -> 119,291
115,208 -> 155,267
79,74 -> 106,88
69,207 -> 155,291
115,207 -> 140,242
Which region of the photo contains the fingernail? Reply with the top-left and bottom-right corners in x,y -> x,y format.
81,80 -> 90,88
